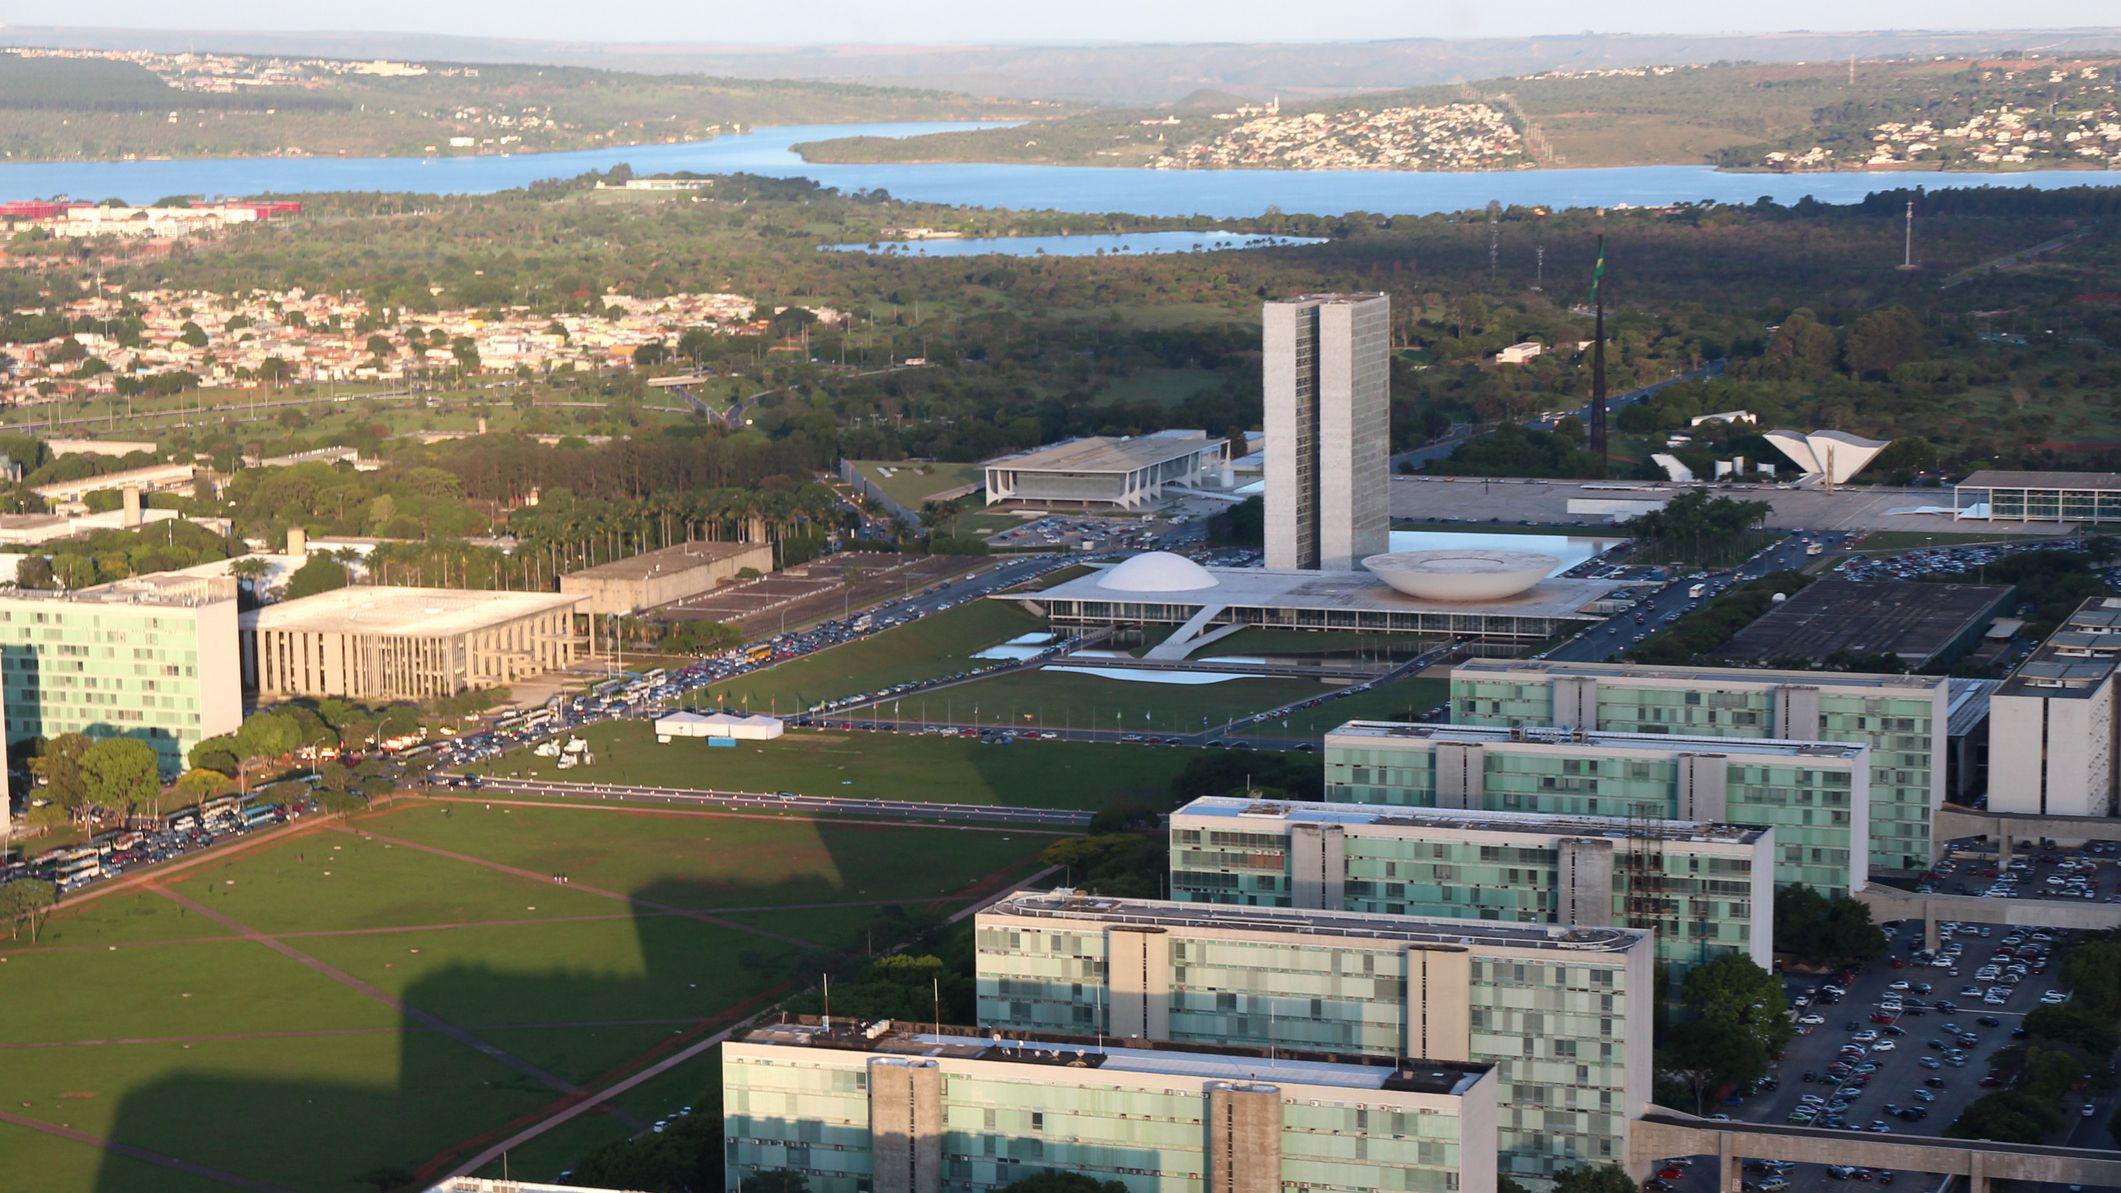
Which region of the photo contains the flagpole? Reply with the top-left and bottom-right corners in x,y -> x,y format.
1590,233 -> 1608,466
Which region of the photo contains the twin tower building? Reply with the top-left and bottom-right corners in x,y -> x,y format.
1263,293 -> 1392,571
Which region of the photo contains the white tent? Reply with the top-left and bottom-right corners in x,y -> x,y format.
655,710 -> 784,741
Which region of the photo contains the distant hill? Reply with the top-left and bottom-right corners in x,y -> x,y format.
7,26 -> 2121,102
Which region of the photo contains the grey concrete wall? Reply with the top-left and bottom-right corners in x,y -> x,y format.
1559,837 -> 1618,929
1288,824 -> 1347,910
868,1058 -> 943,1193
1405,946 -> 1473,1062
1106,925 -> 1172,1040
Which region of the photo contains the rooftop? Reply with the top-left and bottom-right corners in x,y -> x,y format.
985,432 -> 1218,476
1172,795 -> 1771,846
1009,560 -> 1619,621
735,1017 -> 1490,1096
1998,597 -> 2121,700
1453,657 -> 1947,693
0,573 -> 236,608
986,889 -> 1651,955
241,585 -> 581,636
562,539 -> 768,582
1326,719 -> 1867,761
1719,579 -> 2011,667
1946,677 -> 2002,738
1957,470 -> 2121,492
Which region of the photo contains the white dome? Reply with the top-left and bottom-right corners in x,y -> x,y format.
1097,552 -> 1219,594
1362,550 -> 1555,601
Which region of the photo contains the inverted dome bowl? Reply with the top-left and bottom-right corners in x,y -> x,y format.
1361,550 -> 1554,601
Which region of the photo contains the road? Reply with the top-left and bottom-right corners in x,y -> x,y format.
443,776 -> 1095,828
1391,359 -> 1727,471
1545,532 -> 1852,663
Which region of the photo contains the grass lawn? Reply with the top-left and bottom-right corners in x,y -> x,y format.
1855,529 -> 2067,551
163,830 -> 627,936
1270,676 -> 1452,738
849,459 -> 984,508
881,666 -> 1331,734
351,800 -> 1054,912
697,598 -> 1041,712
0,787 -> 1056,1192
1200,627 -> 1437,662
471,719 -> 1189,810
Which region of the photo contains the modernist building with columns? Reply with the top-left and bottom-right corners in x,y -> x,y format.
240,586 -> 584,701
976,890 -> 1654,1182
723,1017 -> 1496,1193
980,430 -> 1227,511
1167,796 -> 1773,973
1448,658 -> 1947,871
1322,720 -> 1868,896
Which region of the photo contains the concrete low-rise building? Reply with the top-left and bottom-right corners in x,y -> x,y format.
977,890 -> 1654,1181
1953,469 -> 2121,525
652,710 -> 783,741
982,430 -> 1228,511
1325,721 -> 1868,896
723,1017 -> 1498,1193
559,539 -> 774,616
241,586 -> 583,702
1451,658 -> 1941,872
1168,796 -> 1774,973
1987,597 -> 2120,820
0,574 -> 242,789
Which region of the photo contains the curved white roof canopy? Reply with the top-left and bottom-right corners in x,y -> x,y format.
1097,551 -> 1220,594
1361,550 -> 1555,601
1764,429 -> 1892,485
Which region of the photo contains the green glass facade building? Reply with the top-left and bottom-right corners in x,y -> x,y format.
723,1018 -> 1498,1193
975,891 -> 1655,1182
0,575 -> 242,782
1323,721 -> 1868,896
1449,659 -> 1946,871
1167,797 -> 1774,973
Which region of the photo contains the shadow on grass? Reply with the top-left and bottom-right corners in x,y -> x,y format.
87,865 -> 941,1193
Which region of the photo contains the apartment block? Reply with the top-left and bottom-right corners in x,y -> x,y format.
1168,797 -> 1773,973
1324,720 -> 1868,896
723,1018 -> 1496,1193
1451,658 -> 1946,871
0,574 -> 241,779
1987,597 -> 2121,819
976,890 -> 1654,1181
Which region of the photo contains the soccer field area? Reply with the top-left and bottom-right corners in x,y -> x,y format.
469,719 -> 1195,811
0,797 -> 1062,1193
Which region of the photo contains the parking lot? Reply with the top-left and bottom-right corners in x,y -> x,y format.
1649,916 -> 2109,1193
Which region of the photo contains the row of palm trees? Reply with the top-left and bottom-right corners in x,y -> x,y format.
503,483 -> 846,577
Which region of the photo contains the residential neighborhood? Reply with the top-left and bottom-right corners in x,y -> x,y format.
1152,102 -> 1527,171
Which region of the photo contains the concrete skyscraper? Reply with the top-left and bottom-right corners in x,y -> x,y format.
1263,293 -> 1391,570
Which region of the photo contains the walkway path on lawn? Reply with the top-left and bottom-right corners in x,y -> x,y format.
0,1109 -> 299,1193
144,882 -> 643,1131
439,862 -> 1065,1181
329,825 -> 822,950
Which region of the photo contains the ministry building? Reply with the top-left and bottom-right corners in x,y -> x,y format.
976,890 -> 1653,1181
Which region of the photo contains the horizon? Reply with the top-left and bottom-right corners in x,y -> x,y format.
4,4 -> 2121,49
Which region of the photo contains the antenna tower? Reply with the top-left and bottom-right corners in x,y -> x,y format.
1589,233 -> 1609,462
1487,200 -> 1501,284
1898,200 -> 1919,271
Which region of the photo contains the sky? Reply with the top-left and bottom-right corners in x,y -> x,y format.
3,0 -> 2119,45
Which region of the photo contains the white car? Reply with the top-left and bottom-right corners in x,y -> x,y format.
1798,1014 -> 1827,1026
1871,1040 -> 1897,1052
2040,990 -> 2071,1005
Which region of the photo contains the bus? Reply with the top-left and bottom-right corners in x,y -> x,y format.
241,805 -> 278,828
744,643 -> 774,665
1687,583 -> 1707,599
200,795 -> 241,825
640,668 -> 667,686
51,850 -> 101,883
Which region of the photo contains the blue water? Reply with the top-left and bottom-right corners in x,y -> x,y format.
6,120 -> 2118,217
822,230 -> 1325,257
1387,529 -> 1619,575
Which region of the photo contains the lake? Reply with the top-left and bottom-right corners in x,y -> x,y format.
821,230 -> 1325,257
5,121 -> 2118,217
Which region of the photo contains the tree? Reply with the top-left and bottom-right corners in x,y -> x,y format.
1662,1015 -> 1769,1113
285,555 -> 351,599
1553,1164 -> 1640,1193
1842,305 -> 1925,377
188,734 -> 243,777
1681,953 -> 1792,1057
31,733 -> 93,822
174,768 -> 231,801
234,710 -> 300,783
1773,884 -> 1886,966
1000,1176 -> 1128,1193
80,738 -> 161,816
177,320 -> 208,349
0,880 -> 57,943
